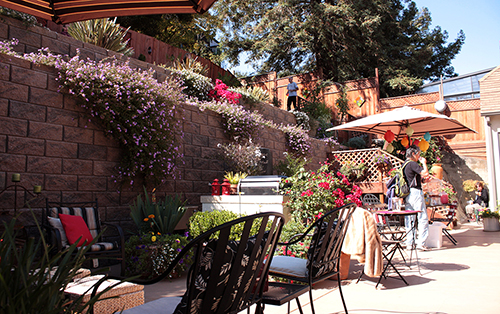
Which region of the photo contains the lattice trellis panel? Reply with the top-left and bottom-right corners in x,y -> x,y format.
328,148 -> 404,183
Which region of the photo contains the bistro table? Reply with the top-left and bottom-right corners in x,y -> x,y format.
372,210 -> 421,272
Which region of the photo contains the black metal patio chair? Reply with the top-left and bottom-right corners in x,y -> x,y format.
119,211 -> 285,314
267,203 -> 356,314
43,199 -> 125,275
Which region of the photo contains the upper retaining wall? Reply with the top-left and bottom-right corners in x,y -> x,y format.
0,16 -> 331,228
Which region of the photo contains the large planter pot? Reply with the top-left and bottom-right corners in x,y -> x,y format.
483,217 -> 500,232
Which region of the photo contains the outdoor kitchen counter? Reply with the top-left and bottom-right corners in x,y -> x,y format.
200,195 -> 291,222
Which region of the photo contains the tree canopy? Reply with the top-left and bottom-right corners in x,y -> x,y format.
211,0 -> 465,97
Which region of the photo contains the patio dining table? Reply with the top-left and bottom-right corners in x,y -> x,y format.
372,210 -> 421,271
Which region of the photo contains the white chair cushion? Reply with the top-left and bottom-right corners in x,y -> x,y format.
48,216 -> 68,247
121,296 -> 182,314
270,255 -> 307,278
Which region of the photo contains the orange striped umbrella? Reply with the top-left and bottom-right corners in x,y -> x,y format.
0,0 -> 217,24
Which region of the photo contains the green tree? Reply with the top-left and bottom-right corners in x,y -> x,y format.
117,14 -> 223,65
212,0 -> 464,97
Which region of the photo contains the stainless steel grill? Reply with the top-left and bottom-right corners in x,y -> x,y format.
238,175 -> 282,195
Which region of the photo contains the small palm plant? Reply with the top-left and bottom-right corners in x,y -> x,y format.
67,18 -> 134,56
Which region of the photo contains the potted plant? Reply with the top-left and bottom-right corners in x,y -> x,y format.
224,171 -> 248,194
124,232 -> 191,279
371,154 -> 392,174
479,208 -> 500,232
339,160 -> 367,182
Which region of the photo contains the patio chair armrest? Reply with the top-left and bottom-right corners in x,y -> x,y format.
101,222 -> 125,249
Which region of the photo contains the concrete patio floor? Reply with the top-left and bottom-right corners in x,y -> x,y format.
138,221 -> 500,313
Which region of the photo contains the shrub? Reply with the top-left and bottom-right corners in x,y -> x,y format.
275,152 -> 310,177
280,162 -> 362,221
124,232 -> 190,279
293,111 -> 311,131
347,136 -> 366,149
276,218 -> 310,259
217,140 -> 263,175
169,69 -> 213,101
188,210 -> 270,241
230,85 -> 270,106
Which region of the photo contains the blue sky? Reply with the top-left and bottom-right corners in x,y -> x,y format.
415,0 -> 500,75
228,1 -> 500,76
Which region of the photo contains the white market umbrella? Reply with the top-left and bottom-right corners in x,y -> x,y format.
326,106 -> 476,139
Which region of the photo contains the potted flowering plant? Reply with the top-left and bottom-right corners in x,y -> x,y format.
371,154 -> 392,173
124,232 -> 191,279
479,208 -> 500,232
280,161 -> 363,222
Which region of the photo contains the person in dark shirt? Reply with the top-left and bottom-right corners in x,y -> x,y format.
465,181 -> 489,220
403,145 -> 430,251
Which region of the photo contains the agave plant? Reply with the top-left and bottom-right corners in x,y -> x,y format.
230,85 -> 270,105
170,56 -> 209,75
67,18 -> 134,56
130,187 -> 187,235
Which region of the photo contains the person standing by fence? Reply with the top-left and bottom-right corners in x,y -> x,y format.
286,77 -> 299,111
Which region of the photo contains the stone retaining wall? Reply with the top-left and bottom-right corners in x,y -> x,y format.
0,16 -> 330,227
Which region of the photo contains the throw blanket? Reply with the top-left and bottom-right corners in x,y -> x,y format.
342,207 -> 383,277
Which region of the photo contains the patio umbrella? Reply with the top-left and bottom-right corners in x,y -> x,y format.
0,0 -> 217,24
326,106 -> 476,139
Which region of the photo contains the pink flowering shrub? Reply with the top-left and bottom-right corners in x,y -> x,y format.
209,79 -> 242,104
280,161 -> 362,221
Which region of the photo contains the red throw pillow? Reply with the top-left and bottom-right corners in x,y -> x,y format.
59,214 -> 93,247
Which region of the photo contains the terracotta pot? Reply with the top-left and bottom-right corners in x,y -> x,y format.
230,184 -> 238,195
430,163 -> 443,180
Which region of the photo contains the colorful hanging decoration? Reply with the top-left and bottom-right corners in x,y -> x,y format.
418,139 -> 430,151
405,125 -> 414,136
413,139 -> 420,146
386,143 -> 394,153
384,130 -> 395,143
401,136 -> 409,148
424,132 -> 431,142
355,96 -> 366,107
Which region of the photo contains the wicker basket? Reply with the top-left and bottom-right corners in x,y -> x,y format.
65,275 -> 144,314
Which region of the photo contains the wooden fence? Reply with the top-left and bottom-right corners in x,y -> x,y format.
243,70 -> 380,121
41,19 -> 235,84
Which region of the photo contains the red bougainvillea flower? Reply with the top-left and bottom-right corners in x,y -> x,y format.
301,189 -> 314,197
318,182 -> 330,190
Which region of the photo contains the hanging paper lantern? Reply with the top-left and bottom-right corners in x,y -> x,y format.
405,125 -> 414,136
418,139 -> 430,152
401,136 -> 409,148
386,143 -> 394,153
424,132 -> 431,142
384,130 -> 395,143
413,139 -> 420,146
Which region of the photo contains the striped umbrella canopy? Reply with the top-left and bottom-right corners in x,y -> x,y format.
326,106 -> 476,139
0,0 -> 217,24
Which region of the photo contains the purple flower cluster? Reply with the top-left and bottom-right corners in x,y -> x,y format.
56,55 -> 186,185
279,124 -> 311,157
